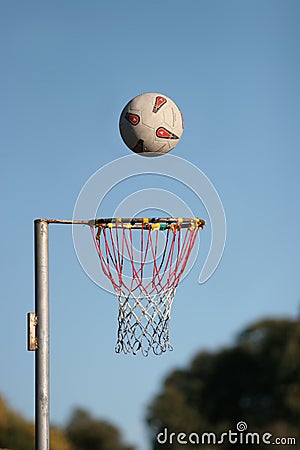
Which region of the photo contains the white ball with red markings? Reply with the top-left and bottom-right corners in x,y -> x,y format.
119,92 -> 184,156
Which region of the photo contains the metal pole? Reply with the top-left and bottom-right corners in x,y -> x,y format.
34,219 -> 50,450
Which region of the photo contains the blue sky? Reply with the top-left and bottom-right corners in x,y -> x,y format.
1,1 -> 299,449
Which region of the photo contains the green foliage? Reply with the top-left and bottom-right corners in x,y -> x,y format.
0,395 -> 34,450
66,408 -> 135,450
0,397 -> 134,450
147,318 -> 300,449
0,395 -> 74,450
50,426 -> 74,450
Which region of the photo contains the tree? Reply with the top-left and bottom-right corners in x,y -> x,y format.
0,394 -> 73,450
0,394 -> 35,450
147,318 -> 300,449
0,396 -> 134,450
66,408 -> 135,450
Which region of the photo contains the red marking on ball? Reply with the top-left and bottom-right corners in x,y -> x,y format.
156,127 -> 179,139
125,112 -> 140,126
153,96 -> 167,113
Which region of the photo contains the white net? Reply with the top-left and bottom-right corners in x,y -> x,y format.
115,287 -> 176,356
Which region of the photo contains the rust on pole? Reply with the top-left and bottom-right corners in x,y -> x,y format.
27,312 -> 38,351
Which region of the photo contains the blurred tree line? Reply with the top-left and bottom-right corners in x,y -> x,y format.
1,317 -> 299,449
0,398 -> 135,450
147,318 -> 300,449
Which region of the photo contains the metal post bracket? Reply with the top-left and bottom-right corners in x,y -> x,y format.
28,312 -> 38,351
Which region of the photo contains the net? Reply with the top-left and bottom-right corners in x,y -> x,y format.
90,217 -> 205,355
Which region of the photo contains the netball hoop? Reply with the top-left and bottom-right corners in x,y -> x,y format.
90,217 -> 205,356
29,217 -> 205,450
